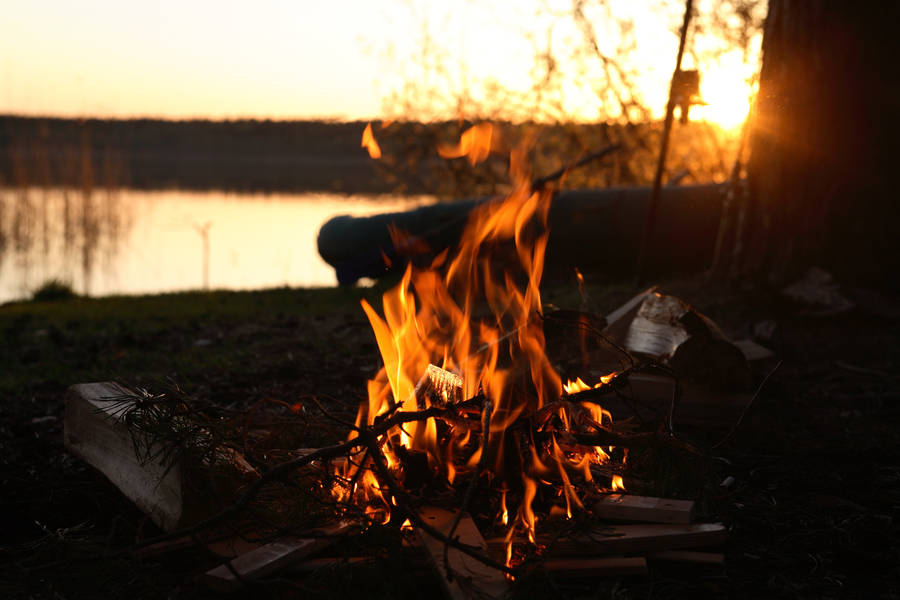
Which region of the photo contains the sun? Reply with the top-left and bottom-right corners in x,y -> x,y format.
690,58 -> 756,133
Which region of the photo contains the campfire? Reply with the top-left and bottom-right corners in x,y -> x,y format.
335,125 -> 633,570
63,124 -> 759,596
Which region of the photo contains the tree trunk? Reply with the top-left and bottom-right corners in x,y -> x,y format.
735,0 -> 900,288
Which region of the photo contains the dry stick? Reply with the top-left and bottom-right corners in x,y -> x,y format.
634,0 -> 694,286
359,428 -> 516,577
530,144 -> 622,191
711,360 -> 782,450
442,398 -> 493,579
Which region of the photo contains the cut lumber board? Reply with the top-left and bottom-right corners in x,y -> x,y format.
289,556 -> 373,572
593,494 -> 694,524
543,557 -> 647,578
415,506 -> 509,600
647,550 -> 725,565
548,523 -> 727,556
64,382 -> 256,532
204,521 -> 353,592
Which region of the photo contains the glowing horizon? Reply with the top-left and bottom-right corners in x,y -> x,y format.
0,0 -> 760,128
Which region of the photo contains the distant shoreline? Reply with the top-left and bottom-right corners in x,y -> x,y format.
0,116 -> 395,195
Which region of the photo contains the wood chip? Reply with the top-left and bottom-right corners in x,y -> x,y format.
733,339 -> 775,362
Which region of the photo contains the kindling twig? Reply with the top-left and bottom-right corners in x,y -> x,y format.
531,143 -> 622,191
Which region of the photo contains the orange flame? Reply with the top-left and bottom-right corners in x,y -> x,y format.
437,122 -> 495,165
361,122 -> 382,159
342,123 -> 625,551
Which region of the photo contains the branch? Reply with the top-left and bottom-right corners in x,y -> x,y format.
132,405 -> 468,551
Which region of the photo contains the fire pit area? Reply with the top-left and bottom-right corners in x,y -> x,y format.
57,143 -> 786,597
4,263 -> 899,598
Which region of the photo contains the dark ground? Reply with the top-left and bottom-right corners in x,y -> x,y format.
1,276 -> 898,599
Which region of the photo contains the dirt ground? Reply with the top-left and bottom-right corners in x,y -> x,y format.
1,276 -> 897,599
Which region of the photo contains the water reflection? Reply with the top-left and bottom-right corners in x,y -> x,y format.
0,188 -> 433,302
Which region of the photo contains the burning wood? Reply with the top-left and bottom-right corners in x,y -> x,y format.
415,364 -> 464,408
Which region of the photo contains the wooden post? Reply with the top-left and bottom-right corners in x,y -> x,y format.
635,0 -> 694,285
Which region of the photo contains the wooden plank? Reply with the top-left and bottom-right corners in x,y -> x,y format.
543,557 -> 647,578
288,556 -> 374,572
647,551 -> 725,565
64,382 -> 256,533
134,531 -> 257,559
414,506 -> 509,600
204,521 -> 352,592
593,494 -> 694,524
549,523 -> 727,556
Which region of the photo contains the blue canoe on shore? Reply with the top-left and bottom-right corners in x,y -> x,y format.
317,183 -> 728,285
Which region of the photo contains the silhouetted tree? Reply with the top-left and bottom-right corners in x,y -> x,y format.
733,0 -> 900,287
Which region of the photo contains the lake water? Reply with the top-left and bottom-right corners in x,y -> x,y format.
0,188 -> 435,303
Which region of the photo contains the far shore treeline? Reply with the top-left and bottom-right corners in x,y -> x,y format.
0,115 -> 738,197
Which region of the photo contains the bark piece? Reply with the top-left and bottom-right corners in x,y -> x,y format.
64,382 -> 256,533
593,494 -> 694,524
204,521 -> 352,592
603,292 -> 751,390
602,287 -> 658,343
414,506 -> 509,600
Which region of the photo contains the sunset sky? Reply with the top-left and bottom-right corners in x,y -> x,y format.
0,0 -> 761,129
